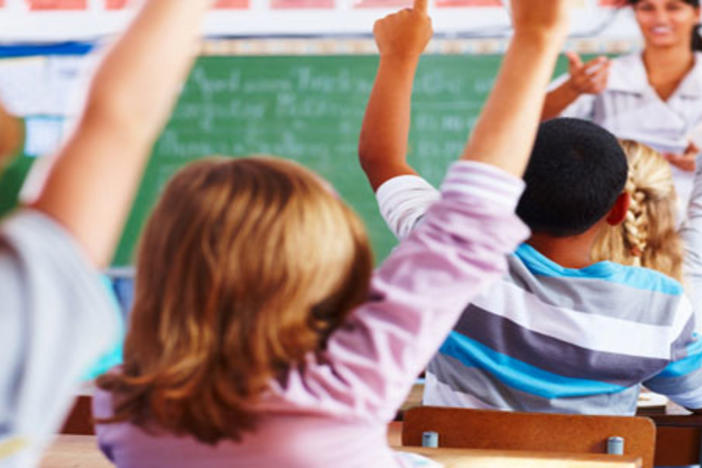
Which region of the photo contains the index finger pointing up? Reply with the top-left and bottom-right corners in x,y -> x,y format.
565,51 -> 583,68
414,0 -> 428,14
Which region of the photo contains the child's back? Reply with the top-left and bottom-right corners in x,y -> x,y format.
424,243 -> 694,414
369,118 -> 702,415
95,400 -> 395,467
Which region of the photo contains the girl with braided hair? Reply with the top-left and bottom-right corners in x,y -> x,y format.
592,140 -> 684,281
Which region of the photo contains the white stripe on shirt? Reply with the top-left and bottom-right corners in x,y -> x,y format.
473,279 -> 688,360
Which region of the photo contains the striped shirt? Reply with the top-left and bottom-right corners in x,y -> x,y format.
0,211 -> 118,468
377,175 -> 702,414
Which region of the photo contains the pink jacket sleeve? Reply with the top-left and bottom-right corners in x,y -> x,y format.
267,161 -> 529,422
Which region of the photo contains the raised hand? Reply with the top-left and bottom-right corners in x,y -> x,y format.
665,142 -> 700,172
565,51 -> 610,95
372,0 -> 433,60
510,0 -> 573,36
359,0 -> 433,190
30,0 -> 211,266
460,0 -> 572,176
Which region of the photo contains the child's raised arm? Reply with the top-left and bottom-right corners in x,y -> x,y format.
29,0 -> 212,267
461,3 -> 570,176
358,0 -> 432,191
359,1 -> 570,191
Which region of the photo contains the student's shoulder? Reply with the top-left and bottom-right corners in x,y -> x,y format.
0,208 -> 119,335
2,208 -> 74,246
514,245 -> 683,296
0,209 -> 93,274
92,382 -> 123,422
606,262 -> 685,298
376,173 -> 438,200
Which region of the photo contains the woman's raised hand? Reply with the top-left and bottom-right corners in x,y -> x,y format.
665,141 -> 699,173
566,51 -> 610,95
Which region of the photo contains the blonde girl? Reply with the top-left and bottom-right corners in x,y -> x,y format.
592,140 -> 684,282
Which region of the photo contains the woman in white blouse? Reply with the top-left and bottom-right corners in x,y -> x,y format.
543,0 -> 702,212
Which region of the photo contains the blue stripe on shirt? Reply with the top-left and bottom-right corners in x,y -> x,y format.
440,331 -> 627,399
515,244 -> 683,296
658,337 -> 702,378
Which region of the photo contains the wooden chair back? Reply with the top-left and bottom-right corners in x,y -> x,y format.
402,407 -> 656,468
60,395 -> 94,435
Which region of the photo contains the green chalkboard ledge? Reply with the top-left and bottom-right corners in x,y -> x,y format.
198,37 -> 639,57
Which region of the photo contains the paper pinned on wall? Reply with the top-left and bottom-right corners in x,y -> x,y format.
0,56 -> 86,157
0,56 -> 85,117
45,55 -> 89,117
24,116 -> 65,157
0,57 -> 49,116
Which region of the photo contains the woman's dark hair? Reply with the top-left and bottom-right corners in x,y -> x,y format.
628,0 -> 702,51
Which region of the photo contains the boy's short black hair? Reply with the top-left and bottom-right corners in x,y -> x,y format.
516,118 -> 628,237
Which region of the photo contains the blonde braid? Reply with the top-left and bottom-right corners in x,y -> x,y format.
622,170 -> 648,264
592,140 -> 683,282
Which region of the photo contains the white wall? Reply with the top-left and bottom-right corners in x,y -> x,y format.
0,0 -> 641,43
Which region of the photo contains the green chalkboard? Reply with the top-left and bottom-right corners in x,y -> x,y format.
116,54 -> 506,266
0,53 -> 578,266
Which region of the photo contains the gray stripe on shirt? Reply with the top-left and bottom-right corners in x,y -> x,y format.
454,303 -> 669,386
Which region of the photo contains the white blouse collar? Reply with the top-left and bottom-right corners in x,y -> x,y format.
607,52 -> 702,98
607,53 -> 648,93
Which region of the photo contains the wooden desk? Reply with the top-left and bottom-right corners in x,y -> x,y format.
40,435 -> 112,468
398,446 -> 642,467
43,434 -> 641,468
401,384 -> 683,419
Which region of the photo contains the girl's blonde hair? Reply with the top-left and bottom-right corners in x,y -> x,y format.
97,156 -> 373,444
591,140 -> 683,281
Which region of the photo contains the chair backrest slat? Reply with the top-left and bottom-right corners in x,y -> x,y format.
402,407 -> 656,468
